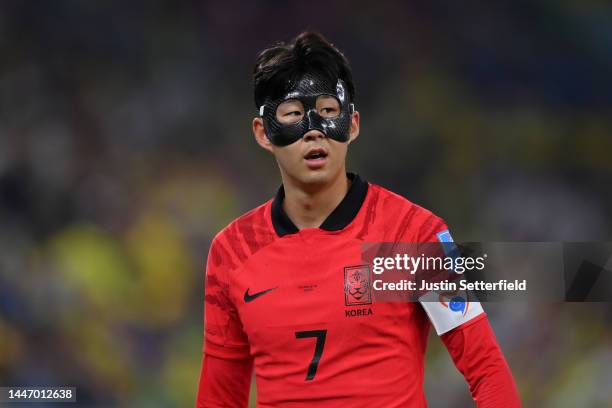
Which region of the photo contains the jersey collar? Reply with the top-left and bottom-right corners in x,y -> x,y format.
271,172 -> 369,237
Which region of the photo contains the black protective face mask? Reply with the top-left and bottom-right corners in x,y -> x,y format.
259,74 -> 355,146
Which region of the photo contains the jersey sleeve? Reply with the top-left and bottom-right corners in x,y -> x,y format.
416,216 -> 485,335
196,238 -> 253,407
441,315 -> 521,406
418,217 -> 520,405
203,237 -> 251,359
196,353 -> 253,408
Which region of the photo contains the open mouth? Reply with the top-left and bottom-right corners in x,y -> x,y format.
304,148 -> 328,161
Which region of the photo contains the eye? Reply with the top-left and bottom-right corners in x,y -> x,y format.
276,99 -> 304,124
319,106 -> 340,119
321,107 -> 338,114
316,96 -> 340,118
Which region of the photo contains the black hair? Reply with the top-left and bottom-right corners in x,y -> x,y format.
253,31 -> 355,109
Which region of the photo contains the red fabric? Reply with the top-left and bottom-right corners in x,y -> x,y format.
197,184 -> 438,407
196,181 -> 520,406
441,315 -> 521,407
195,353 -> 253,408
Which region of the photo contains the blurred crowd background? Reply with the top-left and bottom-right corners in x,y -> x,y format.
1,1 -> 611,407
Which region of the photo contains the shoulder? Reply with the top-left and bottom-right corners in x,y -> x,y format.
208,200 -> 278,272
367,182 -> 448,241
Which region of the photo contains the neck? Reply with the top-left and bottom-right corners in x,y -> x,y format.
281,170 -> 350,230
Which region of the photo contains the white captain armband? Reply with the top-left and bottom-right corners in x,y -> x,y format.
419,290 -> 484,335
420,228 -> 484,335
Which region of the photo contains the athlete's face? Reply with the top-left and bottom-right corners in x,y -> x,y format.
253,98 -> 359,187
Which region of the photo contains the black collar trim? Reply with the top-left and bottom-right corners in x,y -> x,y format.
271,173 -> 368,237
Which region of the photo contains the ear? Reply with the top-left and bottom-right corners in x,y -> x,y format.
253,117 -> 274,153
348,110 -> 360,144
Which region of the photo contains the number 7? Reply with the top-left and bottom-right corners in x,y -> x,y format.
295,329 -> 327,381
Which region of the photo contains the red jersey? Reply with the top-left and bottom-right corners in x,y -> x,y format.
198,173 -> 519,407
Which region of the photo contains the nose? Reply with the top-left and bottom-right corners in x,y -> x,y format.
303,129 -> 326,141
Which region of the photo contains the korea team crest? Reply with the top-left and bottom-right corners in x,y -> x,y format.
344,265 -> 372,306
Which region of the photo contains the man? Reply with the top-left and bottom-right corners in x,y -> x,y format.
196,31 -> 520,407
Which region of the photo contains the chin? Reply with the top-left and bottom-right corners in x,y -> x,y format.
299,171 -> 330,185
287,167 -> 332,187
280,159 -> 344,188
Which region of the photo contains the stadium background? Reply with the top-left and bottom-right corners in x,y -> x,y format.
1,1 -> 611,406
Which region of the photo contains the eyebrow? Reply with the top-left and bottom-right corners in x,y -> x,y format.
317,96 -> 340,105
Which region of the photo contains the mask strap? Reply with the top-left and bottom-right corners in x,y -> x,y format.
259,105 -> 265,116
